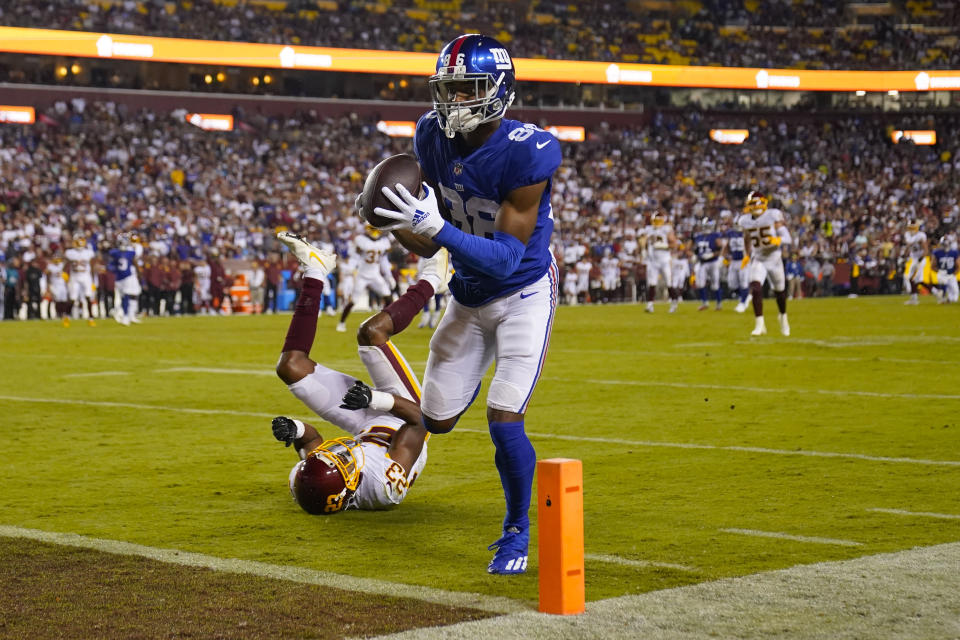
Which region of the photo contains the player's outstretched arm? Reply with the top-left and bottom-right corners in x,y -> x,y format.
271,416 -> 323,458
375,180 -> 545,280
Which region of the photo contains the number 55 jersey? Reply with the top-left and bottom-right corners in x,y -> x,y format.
414,112 -> 562,307
736,207 -> 786,260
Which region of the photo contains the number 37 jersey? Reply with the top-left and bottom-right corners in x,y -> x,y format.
414,111 -> 562,307
736,208 -> 785,258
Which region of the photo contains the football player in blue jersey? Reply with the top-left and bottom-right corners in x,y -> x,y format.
693,219 -> 724,311
370,33 -> 562,575
722,220 -> 751,312
108,235 -> 142,326
932,237 -> 959,304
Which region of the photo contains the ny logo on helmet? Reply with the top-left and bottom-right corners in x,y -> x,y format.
490,48 -> 512,69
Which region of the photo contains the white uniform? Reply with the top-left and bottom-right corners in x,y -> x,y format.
904,230 -> 928,284
562,269 -> 578,302
644,224 -> 673,287
671,255 -> 690,290
422,263 -> 558,419
737,208 -> 787,292
64,246 -> 95,300
352,235 -> 394,300
46,261 -> 68,302
575,259 -> 591,295
194,263 -> 211,303
600,255 -> 620,291
337,254 -> 357,303
287,343 -> 427,510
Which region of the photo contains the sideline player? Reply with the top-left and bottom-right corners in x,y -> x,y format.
693,219 -> 724,311
903,219 -> 930,305
669,247 -> 690,311
738,191 -> 792,336
642,212 -> 678,312
46,253 -> 71,326
274,232 -> 447,513
337,227 -> 395,332
932,236 -> 959,304
65,236 -> 97,326
370,33 -> 561,574
108,235 -> 142,325
723,220 -> 751,312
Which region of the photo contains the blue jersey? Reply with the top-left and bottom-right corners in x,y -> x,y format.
933,248 -> 959,274
694,232 -> 721,262
725,229 -> 744,260
414,112 -> 562,306
109,249 -> 137,280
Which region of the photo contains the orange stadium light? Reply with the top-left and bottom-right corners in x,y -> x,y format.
376,120 -> 416,137
544,126 -> 585,142
2,26 -> 960,92
891,130 -> 937,145
0,106 -> 36,124
710,129 -> 750,144
186,113 -> 234,131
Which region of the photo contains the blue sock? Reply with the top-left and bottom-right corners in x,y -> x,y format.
489,420 -> 536,533
698,287 -> 707,303
715,288 -> 723,303
121,296 -> 129,314
739,287 -> 749,303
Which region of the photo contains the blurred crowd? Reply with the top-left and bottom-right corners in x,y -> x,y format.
2,100 -> 959,321
1,0 -> 958,70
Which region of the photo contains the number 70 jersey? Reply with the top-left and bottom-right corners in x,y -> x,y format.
414,111 -> 563,307
736,208 -> 786,257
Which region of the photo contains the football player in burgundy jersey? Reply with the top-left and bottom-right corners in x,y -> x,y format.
272,232 -> 449,514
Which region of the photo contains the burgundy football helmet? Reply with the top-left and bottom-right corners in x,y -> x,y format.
288,437 -> 365,515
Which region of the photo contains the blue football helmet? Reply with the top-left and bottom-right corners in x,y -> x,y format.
429,34 -> 516,138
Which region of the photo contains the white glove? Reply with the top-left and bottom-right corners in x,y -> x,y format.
374,183 -> 446,238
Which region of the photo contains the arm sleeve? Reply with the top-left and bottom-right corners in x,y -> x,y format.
778,225 -> 793,246
432,225 -> 526,280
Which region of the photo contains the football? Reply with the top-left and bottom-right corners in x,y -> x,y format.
359,153 -> 424,228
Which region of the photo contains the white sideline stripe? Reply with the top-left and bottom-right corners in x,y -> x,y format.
585,553 -> 698,572
156,367 -> 276,376
552,346 -> 953,366
545,376 -> 960,401
720,528 -> 863,547
454,427 -> 960,467
2,395 -> 958,468
0,525 -> 525,615
0,395 -> 278,419
63,371 -> 130,378
868,508 -> 960,520
365,542 -> 960,640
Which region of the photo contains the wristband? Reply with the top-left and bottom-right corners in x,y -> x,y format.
292,419 -> 306,440
369,390 -> 395,412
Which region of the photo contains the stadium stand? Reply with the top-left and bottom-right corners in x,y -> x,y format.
1,0 -> 958,69
2,98 -> 957,318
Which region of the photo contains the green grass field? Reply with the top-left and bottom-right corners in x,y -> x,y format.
2,297 -> 959,622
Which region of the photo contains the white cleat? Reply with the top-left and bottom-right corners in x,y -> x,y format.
119,316 -> 131,326
669,301 -> 679,313
277,231 -> 337,278
335,322 -> 347,333
751,317 -> 767,336
904,295 -> 919,305
734,301 -> 747,313
129,315 -> 142,324
645,302 -> 654,313
778,312 -> 790,336
417,248 -> 451,294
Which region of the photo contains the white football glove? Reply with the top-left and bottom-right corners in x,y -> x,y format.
374,183 -> 445,238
